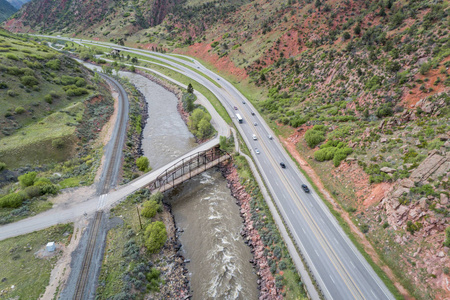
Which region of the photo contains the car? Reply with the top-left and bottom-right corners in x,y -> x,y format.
280,162 -> 286,168
251,111 -> 255,116
268,135 -> 273,140
242,101 -> 246,104
254,122 -> 257,126
301,184 -> 310,193
234,106 -> 238,110
252,134 -> 257,140
255,148 -> 260,154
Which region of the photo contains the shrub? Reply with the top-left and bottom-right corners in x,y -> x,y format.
44,94 -> 53,104
144,221 -> 167,253
7,90 -> 17,97
66,88 -> 88,97
304,126 -> 327,148
21,75 -> 39,87
15,106 -> 26,114
419,62 -> 431,75
6,53 -> 18,61
24,186 -> 41,198
18,171 -> 37,187
0,161 -> 6,171
141,200 -> 160,218
75,78 -> 87,87
0,81 -> 7,89
136,156 -> 150,172
444,226 -> 450,247
46,59 -> 61,70
0,193 -> 25,208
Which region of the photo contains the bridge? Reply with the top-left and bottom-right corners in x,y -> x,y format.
147,146 -> 231,193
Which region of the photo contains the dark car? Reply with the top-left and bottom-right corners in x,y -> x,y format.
251,111 -> 255,116
234,106 -> 238,110
301,184 -> 310,193
280,162 -> 286,168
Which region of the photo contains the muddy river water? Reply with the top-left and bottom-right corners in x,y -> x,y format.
118,71 -> 258,299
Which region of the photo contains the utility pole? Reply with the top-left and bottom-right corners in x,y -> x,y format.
136,206 -> 143,230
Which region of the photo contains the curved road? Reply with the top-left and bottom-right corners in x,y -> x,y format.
73,40 -> 395,300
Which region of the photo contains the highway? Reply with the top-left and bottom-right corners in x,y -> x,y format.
70,40 -> 395,300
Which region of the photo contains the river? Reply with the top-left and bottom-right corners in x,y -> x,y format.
166,170 -> 258,300
118,70 -> 257,299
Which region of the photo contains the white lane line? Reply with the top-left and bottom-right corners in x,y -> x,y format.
371,289 -> 377,297
302,227 -> 306,234
315,249 -> 320,257
291,208 -> 295,214
329,274 -> 336,284
350,261 -> 356,269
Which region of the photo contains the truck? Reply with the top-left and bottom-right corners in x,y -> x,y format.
236,114 -> 243,123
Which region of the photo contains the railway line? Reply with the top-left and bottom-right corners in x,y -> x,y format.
73,211 -> 103,300
73,74 -> 129,299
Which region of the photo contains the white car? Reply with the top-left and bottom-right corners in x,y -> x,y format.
252,134 -> 257,140
255,148 -> 260,154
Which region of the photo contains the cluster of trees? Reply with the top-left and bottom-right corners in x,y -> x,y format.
188,108 -> 213,140
140,192 -> 167,254
304,125 -> 327,148
314,140 -> 353,167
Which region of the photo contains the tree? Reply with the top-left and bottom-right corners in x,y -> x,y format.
141,200 -> 160,218
18,171 -> 37,187
136,156 -> 150,172
197,118 -> 213,139
129,65 -> 136,72
144,221 -> 167,253
187,83 -> 194,94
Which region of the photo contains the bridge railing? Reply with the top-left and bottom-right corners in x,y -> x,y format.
147,146 -> 231,192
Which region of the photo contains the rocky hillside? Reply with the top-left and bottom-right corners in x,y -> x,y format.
3,0 -> 184,37
0,0 -> 16,23
4,0 -> 450,298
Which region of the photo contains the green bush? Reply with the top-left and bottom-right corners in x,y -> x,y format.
6,53 -> 18,61
24,186 -> 41,198
44,94 -> 53,104
7,90 -> 17,97
21,75 -> 39,87
144,221 -> 167,253
46,59 -> 61,70
66,88 -> 88,97
0,161 -> 6,171
444,227 -> 450,247
141,200 -> 160,218
15,106 -> 26,114
136,156 -> 150,172
18,171 -> 37,187
0,193 -> 25,208
52,138 -> 65,149
304,126 -> 327,148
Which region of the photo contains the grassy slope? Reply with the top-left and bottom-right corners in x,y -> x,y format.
0,223 -> 73,299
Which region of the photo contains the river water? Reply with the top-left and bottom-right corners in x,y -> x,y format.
116,71 -> 257,299
166,170 -> 258,300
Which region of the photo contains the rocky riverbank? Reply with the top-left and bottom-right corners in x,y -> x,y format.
221,162 -> 282,300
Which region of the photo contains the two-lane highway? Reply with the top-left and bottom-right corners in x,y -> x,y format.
36,35 -> 394,300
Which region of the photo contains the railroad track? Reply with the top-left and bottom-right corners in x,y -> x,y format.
73,211 -> 103,300
73,74 -> 128,299
97,74 -> 128,195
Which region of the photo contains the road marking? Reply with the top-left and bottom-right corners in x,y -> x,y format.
291,208 -> 295,214
315,249 -> 320,257
302,227 -> 306,234
329,274 -> 336,284
97,194 -> 107,210
350,261 -> 356,269
371,289 -> 377,297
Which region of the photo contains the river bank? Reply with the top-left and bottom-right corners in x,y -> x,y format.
221,161 -> 282,300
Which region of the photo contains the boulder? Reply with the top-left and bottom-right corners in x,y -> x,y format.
440,193 -> 449,205
410,152 -> 447,182
438,134 -> 449,141
391,187 -> 410,198
400,178 -> 415,188
419,198 -> 428,209
380,167 -> 396,174
437,251 -> 445,258
380,137 -> 388,143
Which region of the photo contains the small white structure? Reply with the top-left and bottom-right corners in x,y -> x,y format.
46,242 -> 56,252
